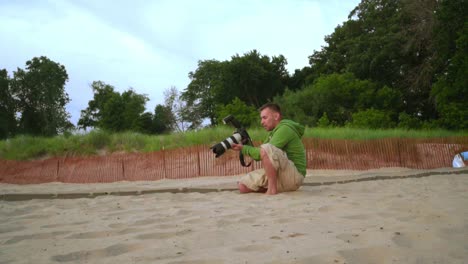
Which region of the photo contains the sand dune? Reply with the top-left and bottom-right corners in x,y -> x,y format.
1,168 -> 467,263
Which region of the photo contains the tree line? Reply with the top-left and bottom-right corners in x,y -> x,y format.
1,0 -> 466,139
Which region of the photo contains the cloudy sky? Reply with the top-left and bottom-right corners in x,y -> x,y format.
1,0 -> 361,126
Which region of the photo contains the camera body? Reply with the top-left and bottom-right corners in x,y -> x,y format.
211,115 -> 253,160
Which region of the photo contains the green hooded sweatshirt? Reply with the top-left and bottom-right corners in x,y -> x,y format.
241,119 -> 306,176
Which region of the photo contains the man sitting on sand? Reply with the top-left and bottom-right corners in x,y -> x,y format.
231,103 -> 306,195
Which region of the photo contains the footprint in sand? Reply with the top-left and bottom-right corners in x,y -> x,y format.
392,231 -> 412,248
41,221 -> 89,229
238,216 -> 259,224
0,225 -> 26,234
50,243 -> 144,262
136,229 -> 192,240
274,217 -> 294,224
318,205 -> 333,212
133,218 -> 160,226
66,228 -> 142,239
340,214 -> 369,220
3,205 -> 43,217
5,231 -> 70,245
336,233 -> 366,244
234,244 -> 270,252
183,216 -> 203,224
338,246 -> 400,264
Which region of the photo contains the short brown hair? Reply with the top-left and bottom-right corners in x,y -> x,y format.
259,102 -> 281,115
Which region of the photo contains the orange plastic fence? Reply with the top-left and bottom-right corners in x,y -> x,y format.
0,137 -> 466,184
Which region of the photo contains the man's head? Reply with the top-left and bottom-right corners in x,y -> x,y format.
259,103 -> 282,131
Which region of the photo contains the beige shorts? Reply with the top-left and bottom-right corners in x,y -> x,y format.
239,144 -> 304,193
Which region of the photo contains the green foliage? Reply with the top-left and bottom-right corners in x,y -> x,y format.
222,51 -> 288,107
1,127 -> 466,160
153,104 -> 173,134
0,69 -> 16,139
275,73 -> 392,127
432,0 -> 467,73
3,0 -> 466,138
348,108 -> 396,129
182,50 -> 289,126
100,92 -> 125,131
304,127 -> 467,140
432,102 -> 468,130
108,131 -> 147,152
78,81 -> 116,129
11,56 -> 73,136
287,66 -> 314,91
78,81 -> 150,133
273,88 -> 315,126
137,112 -> 154,134
305,0 -> 466,123
317,112 -> 331,128
83,130 -> 112,150
182,60 -> 225,125
216,97 -> 259,128
374,86 -> 403,114
121,89 -> 148,131
397,112 -> 422,130
431,21 -> 468,130
309,0 -> 406,86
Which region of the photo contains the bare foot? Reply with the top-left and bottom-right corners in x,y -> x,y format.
265,189 -> 278,195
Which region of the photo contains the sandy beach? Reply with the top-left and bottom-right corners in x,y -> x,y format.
1,168 -> 468,264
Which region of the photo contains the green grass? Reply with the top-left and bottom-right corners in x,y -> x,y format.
304,127 -> 468,139
0,127 -> 466,160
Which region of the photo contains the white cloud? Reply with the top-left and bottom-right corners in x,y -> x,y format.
0,0 -> 361,126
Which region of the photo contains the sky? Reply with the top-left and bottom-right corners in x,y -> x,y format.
1,0 -> 361,126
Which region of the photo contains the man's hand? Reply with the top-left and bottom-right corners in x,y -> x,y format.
231,143 -> 243,152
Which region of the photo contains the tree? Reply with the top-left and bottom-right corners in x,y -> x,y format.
138,112 -> 154,134
100,92 -> 125,131
153,104 -> 172,134
121,89 -> 149,131
307,0 -> 444,122
163,86 -> 199,132
349,108 -> 395,129
431,21 -> 468,130
222,50 -> 288,107
273,88 -> 315,126
317,112 -> 331,128
274,73 -> 398,127
0,69 -> 16,139
182,50 -> 290,126
182,60 -> 225,125
78,81 -> 119,130
78,81 -> 149,132
431,0 -> 467,76
287,66 -> 314,91
398,112 -> 422,129
216,97 -> 259,128
11,56 -> 72,136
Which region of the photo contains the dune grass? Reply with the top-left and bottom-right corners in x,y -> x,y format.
0,126 -> 466,160
304,127 -> 467,139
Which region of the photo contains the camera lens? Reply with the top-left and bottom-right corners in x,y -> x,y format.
221,133 -> 242,149
211,133 -> 242,157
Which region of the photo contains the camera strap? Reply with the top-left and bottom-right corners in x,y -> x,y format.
239,135 -> 253,167
239,152 -> 251,167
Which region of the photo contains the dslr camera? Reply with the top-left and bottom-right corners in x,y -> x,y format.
211,115 -> 253,166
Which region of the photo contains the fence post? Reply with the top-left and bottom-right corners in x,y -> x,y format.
397,138 -> 402,167
122,159 -> 125,180
197,146 -> 201,177
56,159 -> 60,182
162,147 -> 167,179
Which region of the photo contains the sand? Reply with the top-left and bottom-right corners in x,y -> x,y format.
1,168 -> 468,264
